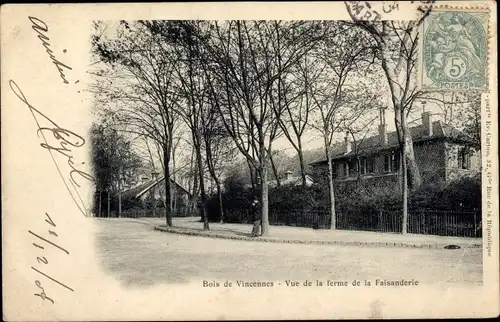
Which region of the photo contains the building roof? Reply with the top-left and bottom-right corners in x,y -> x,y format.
268,174 -> 314,187
243,174 -> 314,189
121,176 -> 191,200
310,121 -> 476,165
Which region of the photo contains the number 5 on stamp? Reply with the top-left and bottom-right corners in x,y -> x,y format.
419,8 -> 489,91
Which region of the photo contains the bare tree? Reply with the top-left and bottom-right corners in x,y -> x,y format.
343,113 -> 379,184
345,6 -> 434,233
139,21 -> 245,229
197,21 -> 322,236
201,97 -> 238,223
90,120 -> 143,218
144,21 -> 212,230
309,23 -> 378,229
270,52 -> 315,187
90,21 -> 178,226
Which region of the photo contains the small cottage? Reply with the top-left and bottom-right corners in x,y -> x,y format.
121,172 -> 192,216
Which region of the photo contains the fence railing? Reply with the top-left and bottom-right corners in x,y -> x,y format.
121,206 -> 481,238
407,209 -> 481,237
109,207 -> 192,219
268,208 -> 481,237
269,210 -> 329,229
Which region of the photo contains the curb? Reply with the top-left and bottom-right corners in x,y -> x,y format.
154,226 -> 482,249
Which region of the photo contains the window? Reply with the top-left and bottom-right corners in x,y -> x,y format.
332,162 -> 337,179
343,162 -> 349,177
360,157 -> 375,175
367,158 -> 375,173
348,159 -> 357,177
384,151 -> 398,173
458,148 -> 471,169
383,154 -> 390,172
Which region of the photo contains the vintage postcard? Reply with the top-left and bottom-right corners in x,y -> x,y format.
1,1 -> 498,320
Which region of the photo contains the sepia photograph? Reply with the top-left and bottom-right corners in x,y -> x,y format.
89,16 -> 483,287
1,2 -> 498,320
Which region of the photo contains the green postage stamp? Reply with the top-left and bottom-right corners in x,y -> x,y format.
420,7 -> 489,91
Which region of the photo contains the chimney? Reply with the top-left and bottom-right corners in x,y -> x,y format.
141,176 -> 149,183
151,172 -> 159,181
378,107 -> 388,145
344,131 -> 352,154
283,170 -> 293,181
421,101 -> 433,136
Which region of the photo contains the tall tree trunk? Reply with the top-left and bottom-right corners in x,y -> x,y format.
189,154 -> 199,215
259,140 -> 270,236
247,159 -> 256,189
326,153 -> 336,230
152,189 -> 157,218
118,190 -> 122,218
118,167 -> 122,218
268,151 -> 281,187
203,130 -> 223,224
98,190 -> 102,218
107,190 -> 111,218
172,186 -> 177,216
323,135 -> 336,230
297,140 -> 307,187
402,153 -> 409,234
217,183 -> 224,223
172,144 -> 177,216
163,144 -> 173,227
377,37 -> 421,231
401,111 -> 410,234
194,135 -> 209,230
405,132 -> 421,189
191,170 -> 199,213
186,147 -> 195,212
260,166 -> 270,236
396,110 -> 410,234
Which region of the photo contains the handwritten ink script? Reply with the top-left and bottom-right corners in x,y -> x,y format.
31,213 -> 74,304
9,80 -> 93,217
9,80 -> 92,302
8,16 -> 94,305
29,16 -> 72,84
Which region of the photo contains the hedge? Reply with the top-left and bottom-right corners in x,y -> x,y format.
205,175 -> 481,225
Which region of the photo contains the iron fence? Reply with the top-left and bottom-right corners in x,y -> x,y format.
269,209 -> 329,229
269,208 -> 481,237
121,206 -> 481,238
407,209 -> 481,237
120,209 -> 147,218
112,208 -> 192,218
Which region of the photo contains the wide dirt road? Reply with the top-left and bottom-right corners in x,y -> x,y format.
94,218 -> 482,288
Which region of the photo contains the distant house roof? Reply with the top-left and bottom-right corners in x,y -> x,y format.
243,174 -> 314,189
310,121 -> 476,165
268,174 -> 314,187
121,176 -> 191,200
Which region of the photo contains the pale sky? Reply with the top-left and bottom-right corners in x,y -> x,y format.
91,20 -> 462,168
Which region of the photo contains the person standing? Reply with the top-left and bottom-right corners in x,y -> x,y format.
250,196 -> 261,237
